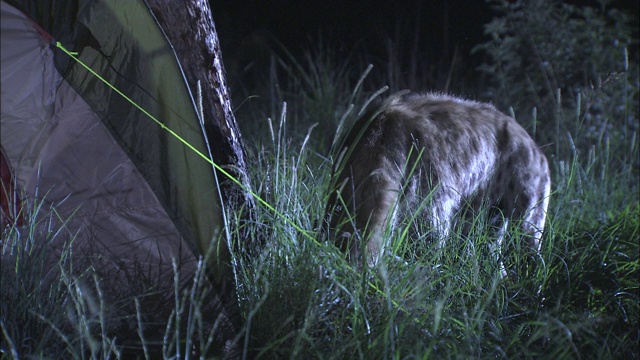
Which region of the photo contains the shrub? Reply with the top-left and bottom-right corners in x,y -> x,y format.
473,0 -> 638,154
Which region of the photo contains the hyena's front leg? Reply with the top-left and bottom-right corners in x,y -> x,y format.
339,159 -> 404,266
324,92 -> 551,271
324,105 -> 411,266
361,170 -> 402,265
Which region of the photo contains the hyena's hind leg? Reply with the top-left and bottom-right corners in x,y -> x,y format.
506,156 -> 551,252
516,178 -> 551,253
492,153 -> 551,275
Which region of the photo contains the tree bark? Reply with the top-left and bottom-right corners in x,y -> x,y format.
143,2 -> 256,358
145,0 -> 254,210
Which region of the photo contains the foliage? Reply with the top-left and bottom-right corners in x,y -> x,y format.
1,199 -> 236,359
233,40 -> 372,151
231,106 -> 638,358
2,0 -> 638,358
473,0 -> 638,155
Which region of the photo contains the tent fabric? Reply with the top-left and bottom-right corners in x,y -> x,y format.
1,0 -> 231,304
1,148 -> 23,227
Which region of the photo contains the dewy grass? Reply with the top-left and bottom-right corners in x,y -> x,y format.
158,38 -> 640,357
4,12 -> 638,359
4,87 -> 638,360
1,198 -> 80,358
1,196 -> 244,358
227,39 -> 638,358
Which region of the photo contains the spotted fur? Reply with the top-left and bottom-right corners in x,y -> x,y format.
323,92 -> 551,267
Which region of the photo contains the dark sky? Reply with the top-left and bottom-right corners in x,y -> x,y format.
209,0 -> 638,96
211,1 -> 491,64
212,1 -> 491,46
210,0 -> 637,61
210,0 -> 499,95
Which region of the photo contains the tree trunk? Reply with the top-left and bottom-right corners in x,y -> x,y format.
142,2 -> 257,358
146,0 -> 254,210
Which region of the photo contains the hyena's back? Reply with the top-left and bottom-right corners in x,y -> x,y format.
323,92 -> 550,265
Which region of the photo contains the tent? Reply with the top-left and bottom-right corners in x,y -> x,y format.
1,0 -> 242,353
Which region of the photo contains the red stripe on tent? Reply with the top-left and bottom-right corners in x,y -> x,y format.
30,18 -> 53,43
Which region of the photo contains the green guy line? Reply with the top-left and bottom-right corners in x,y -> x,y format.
55,41 -> 316,245
56,42 -> 401,309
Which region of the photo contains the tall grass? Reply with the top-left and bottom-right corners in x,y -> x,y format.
230,81 -> 638,358
2,1 -> 638,358
1,198 -> 240,359
227,6 -> 638,355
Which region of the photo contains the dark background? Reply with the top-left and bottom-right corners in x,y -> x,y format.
211,0 -> 491,62
211,0 -> 494,95
210,0 -> 637,85
209,0 -> 639,130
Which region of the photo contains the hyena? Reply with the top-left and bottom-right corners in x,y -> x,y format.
323,92 -> 550,268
